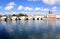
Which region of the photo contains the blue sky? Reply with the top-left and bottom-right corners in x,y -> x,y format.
0,0 -> 60,15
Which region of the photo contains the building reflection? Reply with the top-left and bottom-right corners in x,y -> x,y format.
47,19 -> 56,31
46,19 -> 56,39
56,19 -> 60,26
28,19 -> 57,39
1,21 -> 6,25
11,21 -> 16,25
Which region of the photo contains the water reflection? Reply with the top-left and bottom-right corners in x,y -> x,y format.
47,19 -> 56,39
0,20 -> 60,39
47,19 -> 56,32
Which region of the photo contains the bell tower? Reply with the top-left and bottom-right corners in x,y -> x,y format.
49,10 -> 52,14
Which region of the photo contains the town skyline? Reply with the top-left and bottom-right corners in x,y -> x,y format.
0,0 -> 60,15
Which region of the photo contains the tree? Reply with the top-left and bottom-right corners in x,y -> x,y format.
18,13 -> 28,17
12,14 -> 17,16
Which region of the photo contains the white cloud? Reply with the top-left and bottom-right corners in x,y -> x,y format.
24,7 -> 33,10
42,8 -> 49,11
17,5 -> 50,12
4,6 -> 14,10
42,0 -> 60,5
18,5 -> 24,10
8,2 -> 15,6
18,6 -> 33,11
52,6 -> 57,11
12,12 -> 17,14
52,9 -> 56,12
4,2 -> 16,10
35,7 -> 49,11
52,6 -> 56,10
41,7 -> 56,12
35,7 -> 41,11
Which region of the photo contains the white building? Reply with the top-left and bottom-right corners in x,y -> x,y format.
26,14 -> 33,20
33,14 -> 44,20
11,16 -> 17,21
1,16 -> 6,21
56,14 -> 60,19
27,16 -> 33,20
18,16 -> 26,20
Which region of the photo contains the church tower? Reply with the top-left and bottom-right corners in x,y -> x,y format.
49,10 -> 52,14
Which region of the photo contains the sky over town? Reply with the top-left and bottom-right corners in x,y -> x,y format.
0,0 -> 60,15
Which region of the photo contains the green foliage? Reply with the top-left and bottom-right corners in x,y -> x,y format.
18,13 -> 28,17
12,14 -> 17,16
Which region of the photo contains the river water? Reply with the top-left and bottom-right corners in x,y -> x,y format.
0,19 -> 60,39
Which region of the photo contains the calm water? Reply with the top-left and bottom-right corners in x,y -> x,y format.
0,19 -> 60,39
